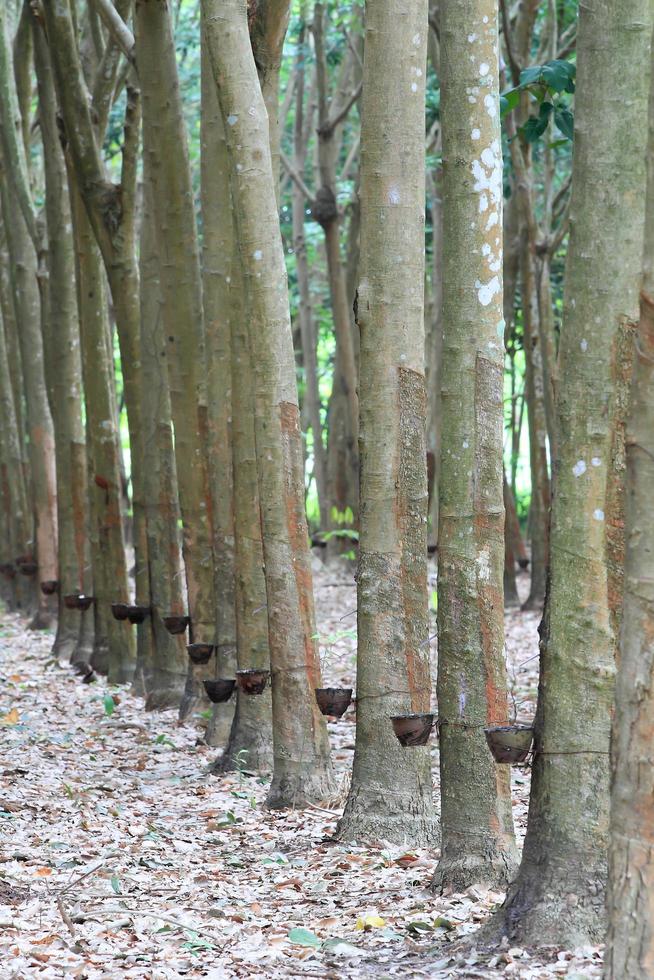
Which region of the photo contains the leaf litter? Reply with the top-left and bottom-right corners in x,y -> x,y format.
0,565 -> 602,977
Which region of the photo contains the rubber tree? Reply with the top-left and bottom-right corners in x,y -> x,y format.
200,23 -> 272,772
134,0 -> 217,721
335,0 -> 438,846
41,0 -> 153,675
488,0 -> 652,946
0,8 -> 58,628
137,153 -> 188,710
430,0 -> 518,888
203,0 -> 335,808
605,49 -> 654,980
31,12 -> 88,663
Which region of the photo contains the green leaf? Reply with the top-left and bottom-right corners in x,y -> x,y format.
322,939 -> 365,957
433,917 -> 455,931
521,101 -> 554,143
103,694 -> 115,717
110,875 -> 121,894
288,927 -> 322,948
406,920 -> 433,935
554,107 -> 574,140
500,87 -> 521,116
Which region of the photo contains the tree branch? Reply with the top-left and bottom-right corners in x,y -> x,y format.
87,0 -> 135,64
280,150 -> 315,205
500,0 -> 521,86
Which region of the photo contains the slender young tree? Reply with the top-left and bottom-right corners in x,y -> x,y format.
32,13 -> 87,663
336,0 -> 437,846
203,0 -> 335,808
134,0 -> 217,719
605,59 -> 654,980
433,1 -> 518,886
488,0 -> 652,946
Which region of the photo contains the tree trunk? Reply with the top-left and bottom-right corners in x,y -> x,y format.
488,0 -> 651,946
200,31 -> 237,748
432,0 -> 518,890
69,172 -> 134,681
32,15 -> 87,664
605,50 -> 654,980
336,0 -> 437,847
134,0 -> 216,721
137,154 -> 188,711
204,0 -> 335,808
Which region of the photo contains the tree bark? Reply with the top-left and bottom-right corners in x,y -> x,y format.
605,41 -> 654,979
336,0 -> 437,847
134,0 -> 216,721
488,0 -> 652,946
432,0 -> 518,890
204,0 -> 335,808
32,13 -> 87,663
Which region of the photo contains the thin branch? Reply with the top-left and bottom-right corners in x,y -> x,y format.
87,0 -> 135,64
319,81 -> 361,136
500,0 -> 521,86
280,150 -> 315,205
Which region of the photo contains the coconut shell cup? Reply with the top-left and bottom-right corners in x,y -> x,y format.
204,678 -> 236,703
163,615 -> 190,635
111,602 -> 130,621
484,724 -> 534,764
63,593 -> 95,611
126,605 -> 150,625
187,643 -> 215,665
236,669 -> 270,695
315,687 -> 353,718
391,712 -> 435,747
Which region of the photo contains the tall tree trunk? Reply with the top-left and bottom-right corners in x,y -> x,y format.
432,0 -> 517,890
137,156 -> 188,710
200,31 -> 236,748
0,173 -> 57,629
32,14 -> 87,663
68,172 -> 134,681
605,51 -> 654,980
134,0 -> 216,721
488,0 -> 651,946
337,0 -> 437,846
204,0 -> 335,808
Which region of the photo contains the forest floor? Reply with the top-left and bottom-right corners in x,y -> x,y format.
0,564 -> 602,979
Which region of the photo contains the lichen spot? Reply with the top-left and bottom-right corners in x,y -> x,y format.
468,32 -> 477,43
591,457 -> 602,468
580,338 -> 588,352
227,114 -> 238,126
253,249 -> 263,261
477,549 -> 491,581
412,32 -> 421,46
475,276 -> 500,306
411,82 -> 418,93
572,460 -> 587,477
482,15 -> 489,23
471,128 -> 481,140
497,319 -> 505,338
479,62 -> 490,77
593,509 -> 605,521
388,186 -> 401,205
462,440 -> 469,449
484,94 -> 497,118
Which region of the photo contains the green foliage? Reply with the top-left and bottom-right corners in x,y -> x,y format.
501,58 -> 576,143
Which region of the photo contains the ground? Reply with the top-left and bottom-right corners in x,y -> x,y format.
0,564 -> 602,978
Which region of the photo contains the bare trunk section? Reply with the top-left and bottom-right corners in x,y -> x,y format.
433,0 -> 517,890
134,0 -> 216,721
32,15 -> 86,663
200,33 -> 236,747
204,0 -> 334,808
137,156 -> 187,710
336,0 -> 437,847
69,173 -> 134,681
488,0 -> 652,947
605,48 -> 654,980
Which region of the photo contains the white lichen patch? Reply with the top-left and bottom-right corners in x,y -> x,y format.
253,249 -> 263,261
471,128 -> 481,140
227,114 -> 238,126
411,82 -> 418,93
468,32 -> 477,43
572,460 -> 587,477
479,62 -> 490,77
412,32 -> 421,46
591,457 -> 602,467
593,509 -> 605,521
475,276 -> 500,307
484,93 -> 497,118
387,186 -> 401,205
477,549 -> 491,581
580,338 -> 588,352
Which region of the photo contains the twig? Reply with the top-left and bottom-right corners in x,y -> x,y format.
56,896 -> 76,938
87,0 -> 135,64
